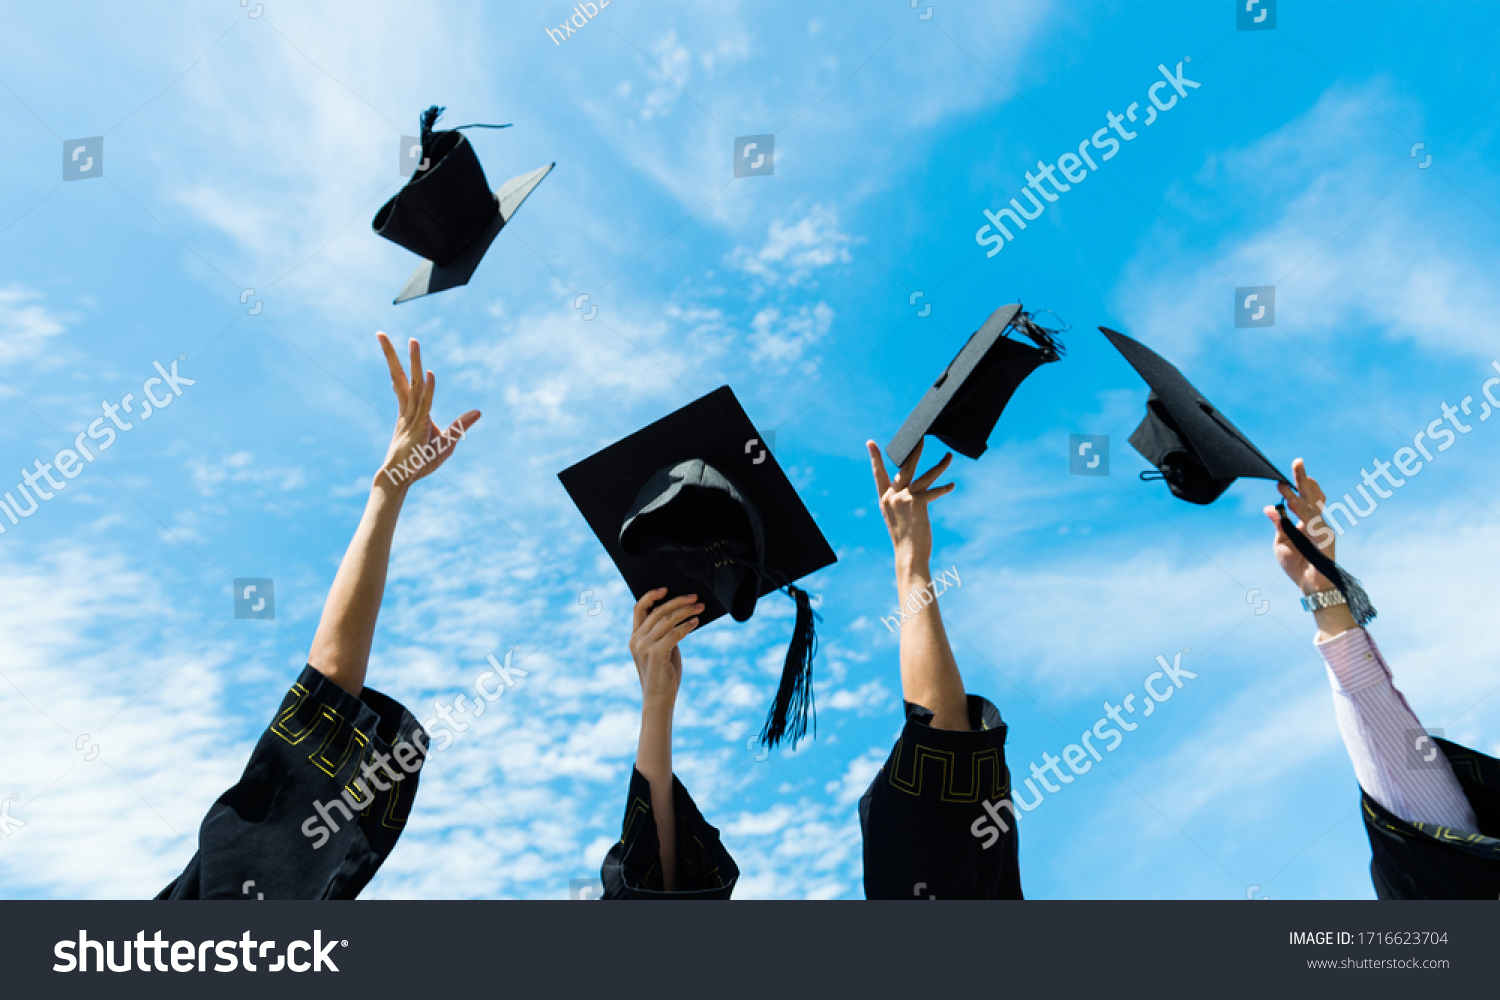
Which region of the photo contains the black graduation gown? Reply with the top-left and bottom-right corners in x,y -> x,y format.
1364,737 -> 1500,900
600,767 -> 739,899
157,665 -> 426,900
860,695 -> 1022,899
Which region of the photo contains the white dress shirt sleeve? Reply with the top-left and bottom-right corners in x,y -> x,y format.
1317,627 -> 1477,832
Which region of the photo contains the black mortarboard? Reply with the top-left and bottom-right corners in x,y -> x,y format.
886,303 -> 1064,466
1102,326 -> 1286,504
559,386 -> 838,748
373,106 -> 553,304
1104,326 -> 1376,624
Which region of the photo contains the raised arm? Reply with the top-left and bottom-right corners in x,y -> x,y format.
628,587 -> 702,892
867,439 -> 968,731
1265,459 -> 1475,831
307,333 -> 480,697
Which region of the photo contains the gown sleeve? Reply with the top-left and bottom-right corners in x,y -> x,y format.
859,694 -> 1022,900
600,767 -> 739,899
1363,738 -> 1500,900
156,665 -> 427,900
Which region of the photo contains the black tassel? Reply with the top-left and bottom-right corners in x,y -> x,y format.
415,105 -> 445,177
418,105 -> 445,146
1013,308 -> 1068,361
759,584 -> 819,749
1277,503 -> 1377,626
418,104 -> 511,141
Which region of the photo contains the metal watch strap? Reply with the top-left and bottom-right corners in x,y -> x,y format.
1300,589 -> 1347,612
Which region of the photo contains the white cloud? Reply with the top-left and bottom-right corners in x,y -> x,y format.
0,541 -> 259,898
728,213 -> 854,288
639,31 -> 692,121
748,301 -> 834,367
824,746 -> 887,808
0,286 -> 70,368
189,450 -> 307,496
825,677 -> 890,713
1116,82 -> 1500,363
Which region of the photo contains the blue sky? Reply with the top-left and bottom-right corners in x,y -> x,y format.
2,0 -> 1499,900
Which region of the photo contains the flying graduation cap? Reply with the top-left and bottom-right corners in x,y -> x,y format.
559,386 -> 838,748
1103,326 -> 1376,624
1102,326 -> 1286,505
886,303 -> 1065,466
373,106 -> 553,304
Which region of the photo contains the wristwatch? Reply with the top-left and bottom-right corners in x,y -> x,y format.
1300,589 -> 1347,612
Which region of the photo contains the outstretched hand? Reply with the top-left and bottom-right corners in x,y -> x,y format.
868,439 -> 955,570
376,332 -> 481,489
1262,458 -> 1337,595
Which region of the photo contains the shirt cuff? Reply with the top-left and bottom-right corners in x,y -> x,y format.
1316,626 -> 1390,694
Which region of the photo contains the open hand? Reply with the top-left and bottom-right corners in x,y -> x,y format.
867,439 -> 954,570
376,332 -> 480,489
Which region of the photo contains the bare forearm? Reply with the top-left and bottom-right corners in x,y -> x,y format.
636,698 -> 677,891
1313,605 -> 1358,642
308,480 -> 408,697
897,556 -> 969,731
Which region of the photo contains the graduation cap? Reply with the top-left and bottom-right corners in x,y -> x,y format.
886,303 -> 1064,466
373,106 -> 553,304
559,386 -> 838,748
1103,326 -> 1376,624
1102,326 -> 1286,504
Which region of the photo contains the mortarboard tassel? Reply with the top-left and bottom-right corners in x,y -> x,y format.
415,105 -> 446,178
418,104 -> 445,149
419,105 -> 445,139
1013,309 -> 1067,361
1276,503 -> 1377,626
415,105 -> 514,174
759,584 -> 820,749
418,104 -> 512,143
